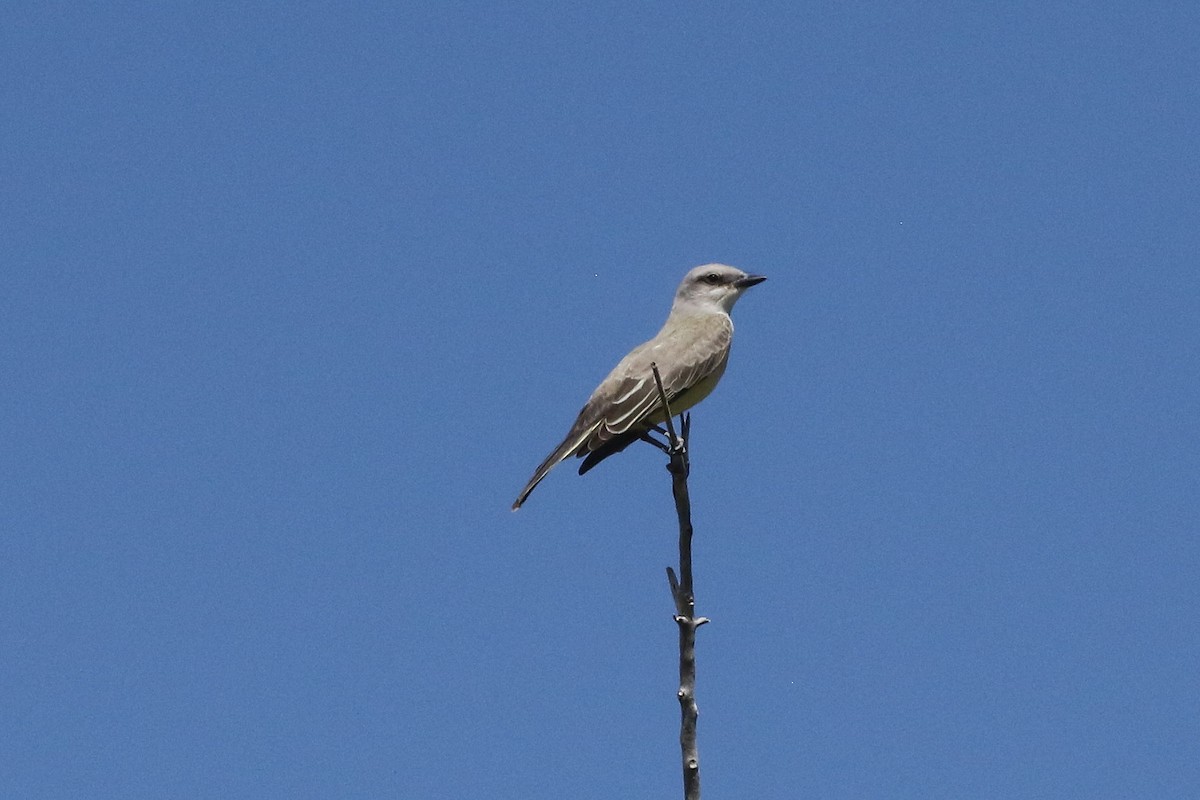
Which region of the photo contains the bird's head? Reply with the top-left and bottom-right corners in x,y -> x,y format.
673,264 -> 767,314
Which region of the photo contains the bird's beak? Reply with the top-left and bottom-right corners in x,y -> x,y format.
734,274 -> 767,289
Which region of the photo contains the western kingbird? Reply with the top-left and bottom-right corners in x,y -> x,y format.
513,264 -> 766,509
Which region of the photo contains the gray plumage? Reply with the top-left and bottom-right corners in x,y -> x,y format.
513,264 -> 765,510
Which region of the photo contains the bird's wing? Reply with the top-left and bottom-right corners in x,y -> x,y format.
512,313 -> 731,509
579,313 -> 733,453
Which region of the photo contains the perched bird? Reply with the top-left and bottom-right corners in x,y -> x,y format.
513,264 -> 766,509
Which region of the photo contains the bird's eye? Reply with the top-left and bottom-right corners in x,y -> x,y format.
703,273 -> 721,285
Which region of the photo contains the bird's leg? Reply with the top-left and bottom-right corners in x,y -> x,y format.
640,429 -> 671,454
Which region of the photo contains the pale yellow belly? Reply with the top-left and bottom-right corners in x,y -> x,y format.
644,359 -> 729,426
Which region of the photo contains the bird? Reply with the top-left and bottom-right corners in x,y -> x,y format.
512,263 -> 766,509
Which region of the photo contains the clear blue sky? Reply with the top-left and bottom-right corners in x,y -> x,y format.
3,3 -> 1198,798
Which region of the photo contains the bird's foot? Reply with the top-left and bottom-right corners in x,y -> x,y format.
640,430 -> 671,453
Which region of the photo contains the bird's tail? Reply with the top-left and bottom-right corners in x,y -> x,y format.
512,423 -> 600,510
512,445 -> 569,510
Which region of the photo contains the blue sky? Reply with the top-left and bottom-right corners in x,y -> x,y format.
3,3 -> 1198,798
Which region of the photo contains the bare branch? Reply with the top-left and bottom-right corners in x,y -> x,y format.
651,363 -> 704,800
650,362 -> 680,448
